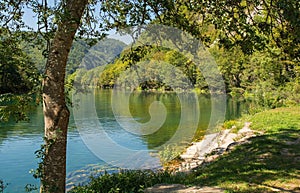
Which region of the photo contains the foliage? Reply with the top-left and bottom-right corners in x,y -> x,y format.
94,45 -> 157,88
29,137 -> 56,180
0,31 -> 40,122
100,0 -> 299,61
20,35 -> 126,75
0,179 -> 8,193
211,44 -> 299,108
222,120 -> 238,130
158,144 -> 183,165
70,169 -> 186,193
73,45 -> 204,91
24,184 -> 38,192
0,32 -> 39,94
0,94 -> 36,122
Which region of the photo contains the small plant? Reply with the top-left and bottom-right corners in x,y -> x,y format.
158,144 -> 183,165
0,179 -> 8,193
25,184 -> 38,192
31,137 -> 55,179
222,120 -> 237,129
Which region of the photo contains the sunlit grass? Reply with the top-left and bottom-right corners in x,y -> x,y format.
190,106 -> 300,192
247,106 -> 300,133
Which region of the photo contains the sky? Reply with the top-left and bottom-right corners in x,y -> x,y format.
22,5 -> 132,45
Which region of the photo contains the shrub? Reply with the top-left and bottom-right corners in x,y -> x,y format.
69,170 -> 185,193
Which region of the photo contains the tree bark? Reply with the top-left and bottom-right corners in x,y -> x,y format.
41,0 -> 88,192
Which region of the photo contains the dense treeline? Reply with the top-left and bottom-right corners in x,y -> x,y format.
67,0 -> 299,108
213,46 -> 299,108
1,29 -> 299,112
2,0 -> 299,111
0,31 -> 41,121
71,40 -> 299,108
71,46 -> 203,90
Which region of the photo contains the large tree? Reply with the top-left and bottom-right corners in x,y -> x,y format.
0,1 -> 153,192
0,0 -> 298,192
40,1 -> 88,192
1,0 -> 89,192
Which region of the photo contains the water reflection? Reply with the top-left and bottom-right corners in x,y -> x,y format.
0,89 -> 246,192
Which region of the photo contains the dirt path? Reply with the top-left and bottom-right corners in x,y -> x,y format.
144,184 -> 224,193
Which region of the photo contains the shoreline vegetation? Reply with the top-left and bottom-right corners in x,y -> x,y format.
70,106 -> 300,193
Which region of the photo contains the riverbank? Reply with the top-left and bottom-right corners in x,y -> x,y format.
186,106 -> 300,192
173,121 -> 261,173
70,106 -> 300,192
154,106 -> 300,192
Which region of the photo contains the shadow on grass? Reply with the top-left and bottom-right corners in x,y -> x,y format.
190,128 -> 300,193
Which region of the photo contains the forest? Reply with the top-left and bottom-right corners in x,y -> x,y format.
72,39 -> 299,109
3,27 -> 297,114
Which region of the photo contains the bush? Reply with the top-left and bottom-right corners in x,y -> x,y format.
69,170 -> 184,193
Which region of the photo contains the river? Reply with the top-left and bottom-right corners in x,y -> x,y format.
0,89 -> 245,192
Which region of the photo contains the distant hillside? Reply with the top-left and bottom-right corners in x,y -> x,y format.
75,38 -> 127,71
21,35 -> 127,74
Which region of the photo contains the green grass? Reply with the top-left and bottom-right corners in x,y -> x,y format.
189,106 -> 300,192
248,107 -> 300,133
71,107 -> 300,192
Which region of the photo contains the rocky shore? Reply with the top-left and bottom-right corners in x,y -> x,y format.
177,122 -> 260,172
145,122 -> 262,193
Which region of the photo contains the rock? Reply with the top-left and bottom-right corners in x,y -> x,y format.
205,155 -> 219,163
217,129 -> 231,144
189,162 -> 198,169
226,142 -> 239,152
176,122 -> 261,172
145,184 -> 186,193
238,122 -> 253,134
193,133 -> 219,157
180,153 -> 196,160
219,133 -> 237,149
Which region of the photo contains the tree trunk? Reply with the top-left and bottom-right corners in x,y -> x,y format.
41,1 -> 88,192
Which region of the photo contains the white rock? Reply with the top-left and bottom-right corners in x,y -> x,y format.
219,133 -> 237,149
190,162 -> 198,169
180,154 -> 196,159
238,122 -> 253,134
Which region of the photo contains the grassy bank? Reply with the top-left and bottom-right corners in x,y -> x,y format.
189,106 -> 300,192
71,106 -> 300,193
